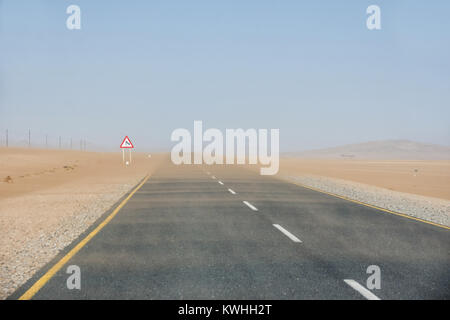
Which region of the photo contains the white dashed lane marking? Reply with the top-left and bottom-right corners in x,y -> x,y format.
273,224 -> 302,243
343,280 -> 381,300
243,201 -> 258,211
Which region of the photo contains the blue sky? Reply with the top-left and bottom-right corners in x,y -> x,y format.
1,0 -> 449,151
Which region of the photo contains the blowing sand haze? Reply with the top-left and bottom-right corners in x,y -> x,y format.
1,0 -> 449,307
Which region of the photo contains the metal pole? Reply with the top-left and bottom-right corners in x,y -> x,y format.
45,135 -> 48,148
28,129 -> 31,148
6,129 -> 8,147
59,136 -> 61,149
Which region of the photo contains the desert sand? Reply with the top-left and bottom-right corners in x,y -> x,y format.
0,147 -> 165,299
279,158 -> 450,201
0,147 -> 165,200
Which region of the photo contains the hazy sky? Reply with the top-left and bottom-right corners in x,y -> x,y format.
1,0 -> 449,151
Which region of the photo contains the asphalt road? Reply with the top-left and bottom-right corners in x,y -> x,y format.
11,161 -> 450,299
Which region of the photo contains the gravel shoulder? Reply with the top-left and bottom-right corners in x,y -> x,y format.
0,179 -> 143,299
280,174 -> 450,228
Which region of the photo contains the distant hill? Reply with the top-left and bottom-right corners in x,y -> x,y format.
284,140 -> 450,160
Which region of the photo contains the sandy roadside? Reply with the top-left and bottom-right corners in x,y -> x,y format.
0,148 -> 166,299
280,158 -> 450,200
277,158 -> 450,228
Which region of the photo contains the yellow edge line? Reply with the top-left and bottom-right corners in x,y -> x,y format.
19,174 -> 151,300
287,179 -> 450,231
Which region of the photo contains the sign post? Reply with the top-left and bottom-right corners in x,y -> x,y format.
120,136 -> 134,166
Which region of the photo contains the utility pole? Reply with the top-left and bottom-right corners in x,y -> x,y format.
45,135 -> 48,148
6,129 -> 8,147
70,138 -> 72,150
28,129 -> 31,148
59,136 -> 61,149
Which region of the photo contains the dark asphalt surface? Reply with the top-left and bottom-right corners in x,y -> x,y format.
11,162 -> 450,299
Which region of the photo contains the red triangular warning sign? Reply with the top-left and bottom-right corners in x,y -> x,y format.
120,136 -> 134,148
